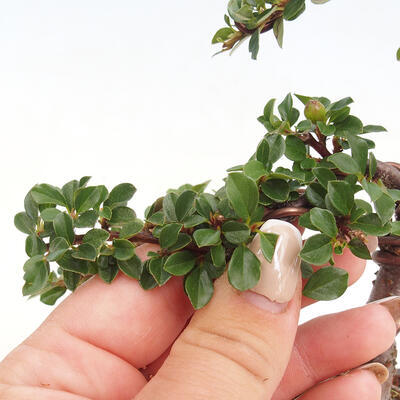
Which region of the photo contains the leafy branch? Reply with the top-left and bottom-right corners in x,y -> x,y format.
212,0 -> 330,59
15,93 -> 400,310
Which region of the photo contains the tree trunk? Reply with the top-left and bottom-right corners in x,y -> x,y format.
369,247 -> 400,399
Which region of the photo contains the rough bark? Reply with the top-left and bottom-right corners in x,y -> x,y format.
369,248 -> 400,399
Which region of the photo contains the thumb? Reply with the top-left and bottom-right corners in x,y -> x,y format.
136,220 -> 303,400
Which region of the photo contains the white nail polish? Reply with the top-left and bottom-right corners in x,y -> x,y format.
247,219 -> 302,303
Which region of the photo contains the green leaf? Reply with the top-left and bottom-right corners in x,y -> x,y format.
301,260 -> 314,279
14,212 -> 36,234
369,153 -> 377,180
278,93 -> 293,121
139,261 -> 158,290
297,119 -> 313,131
228,246 -> 261,291
159,223 -> 183,249
226,173 -> 259,220
185,266 -> 214,309
300,234 -> 332,265
31,184 -> 67,207
40,207 -> 61,222
147,210 -> 164,225
118,254 -> 143,279
316,121 -> 336,136
74,186 -> 102,214
193,229 -> 221,247
354,199 -> 373,214
258,232 -> 279,262
243,160 -> 266,181
303,266 -> 348,300
47,237 -> 70,261
328,153 -> 361,175
350,213 -> 391,236
164,251 -> 196,276
300,158 -> 317,170
195,193 -> 218,219
391,221 -> 400,236
256,139 -> 270,165
75,210 -> 98,228
212,27 -> 235,44
163,192 -> 178,222
23,257 -> 48,288
99,206 -> 112,220
361,179 -> 383,202
298,211 -> 318,231
61,180 -> 79,211
374,193 -> 395,224
310,208 -> 338,238
390,190 -> 400,201
97,256 -> 119,283
149,257 -> 171,286
40,286 -> 67,305
63,270 -> 81,291
222,221 -> 250,244
25,234 -> 47,257
22,255 -> 49,296
295,93 -> 313,105
249,28 -> 260,60
285,135 -> 307,161
211,244 -> 226,267
327,181 -> 354,215
57,250 -> 89,274
261,179 -> 290,202
348,238 -> 372,260
109,206 -> 136,225
283,0 -> 305,21
113,239 -> 135,260
263,98 -> 276,122
72,243 -> 97,261
306,182 -> 327,208
328,97 -> 353,111
227,0 -> 254,24
334,115 -> 363,137
82,229 -> 109,248
106,183 -> 136,206
79,176 -> 91,187
24,191 -> 39,220
347,135 -> 368,174
53,212 -> 75,244
363,125 -> 387,133
312,167 -> 336,189
266,134 -> 285,163
168,233 -> 192,252
175,190 -> 196,221
329,107 -> 350,123
119,219 -> 144,239
182,213 -> 207,228
273,17 -> 284,48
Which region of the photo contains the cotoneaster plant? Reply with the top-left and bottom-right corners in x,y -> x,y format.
12,2 -> 400,398
15,93 -> 399,310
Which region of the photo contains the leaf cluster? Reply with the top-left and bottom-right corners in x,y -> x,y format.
15,94 -> 398,308
212,0 -> 331,59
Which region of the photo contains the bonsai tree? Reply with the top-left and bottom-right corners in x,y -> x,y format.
13,1 -> 400,399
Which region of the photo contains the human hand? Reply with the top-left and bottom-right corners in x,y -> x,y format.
0,223 -> 396,400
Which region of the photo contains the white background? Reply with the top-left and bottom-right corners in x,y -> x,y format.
0,0 -> 399,361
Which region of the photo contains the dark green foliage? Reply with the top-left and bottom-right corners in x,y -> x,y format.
14,94 -> 393,308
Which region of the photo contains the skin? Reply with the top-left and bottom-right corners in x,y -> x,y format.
0,242 -> 396,400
